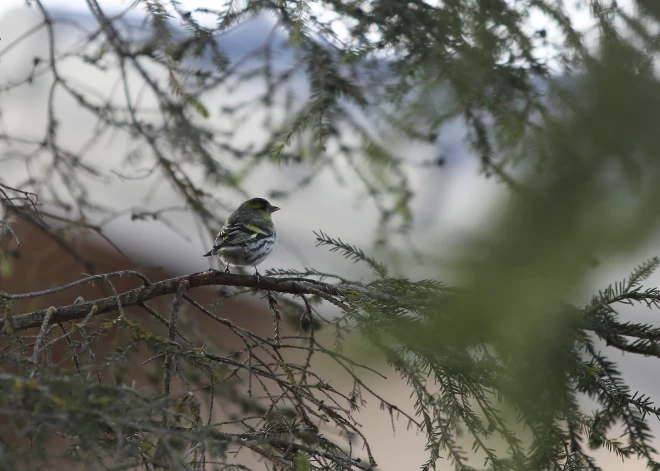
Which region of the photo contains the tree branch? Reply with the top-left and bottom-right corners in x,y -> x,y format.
0,270 -> 357,332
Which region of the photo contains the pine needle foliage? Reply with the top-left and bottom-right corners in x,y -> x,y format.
5,244 -> 660,470
314,231 -> 388,279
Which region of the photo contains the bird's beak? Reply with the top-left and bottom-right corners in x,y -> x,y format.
271,206 -> 280,212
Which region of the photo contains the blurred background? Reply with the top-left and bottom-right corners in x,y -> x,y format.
2,0 -> 660,469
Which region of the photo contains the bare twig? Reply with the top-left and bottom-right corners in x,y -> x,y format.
163,279 -> 189,410
30,306 -> 56,377
1,270 -> 150,301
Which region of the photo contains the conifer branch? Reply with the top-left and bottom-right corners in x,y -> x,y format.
0,270 -> 370,332
313,230 -> 388,278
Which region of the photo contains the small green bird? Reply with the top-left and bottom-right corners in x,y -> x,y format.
203,197 -> 280,279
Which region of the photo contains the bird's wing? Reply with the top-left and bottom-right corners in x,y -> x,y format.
217,222 -> 272,245
201,223 -> 272,257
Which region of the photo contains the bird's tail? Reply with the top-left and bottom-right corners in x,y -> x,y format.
203,246 -> 220,257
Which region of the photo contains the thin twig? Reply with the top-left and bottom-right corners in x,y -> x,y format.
163,279 -> 190,416
30,307 -> 56,377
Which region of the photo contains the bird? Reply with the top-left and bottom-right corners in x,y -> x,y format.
203,197 -> 280,280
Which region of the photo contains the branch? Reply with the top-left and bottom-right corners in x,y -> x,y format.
0,270 -> 361,332
163,279 -> 189,410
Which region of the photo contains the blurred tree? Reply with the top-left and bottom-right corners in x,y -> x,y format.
3,0 -> 660,470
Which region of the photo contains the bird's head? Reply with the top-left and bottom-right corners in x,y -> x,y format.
239,197 -> 280,216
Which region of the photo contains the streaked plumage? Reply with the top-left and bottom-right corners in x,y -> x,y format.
203,198 -> 280,278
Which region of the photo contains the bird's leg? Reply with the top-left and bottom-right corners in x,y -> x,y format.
254,266 -> 260,282
224,263 -> 230,274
